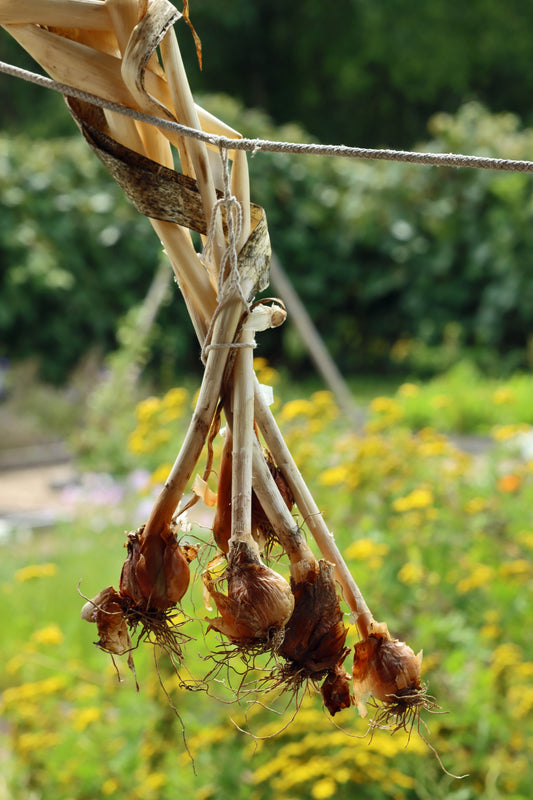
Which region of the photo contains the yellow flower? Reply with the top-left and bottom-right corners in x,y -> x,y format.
256,365 -> 280,386
517,530 -> 533,549
311,778 -> 337,799
465,496 -> 486,514
481,623 -> 501,640
418,439 -> 448,456
507,685 -> 533,720
150,463 -> 173,486
370,396 -> 401,415
392,488 -> 434,512
499,560 -> 532,580
398,382 -> 420,398
253,357 -> 269,371
319,464 -> 350,487
71,706 -> 102,731
102,779 -> 120,796
398,562 -> 425,585
135,396 -> 161,423
457,564 -> 494,593
280,399 -> 314,421
15,563 -> 57,582
492,387 -> 516,405
160,406 -> 185,423
128,430 -> 147,454
140,772 -> 167,791
492,423 -> 531,441
31,624 -> 64,646
162,387 -> 188,408
17,731 -> 59,754
345,538 -> 389,562
491,643 -> 523,674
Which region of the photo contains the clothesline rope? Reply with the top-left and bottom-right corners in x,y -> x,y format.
2,58 -> 533,174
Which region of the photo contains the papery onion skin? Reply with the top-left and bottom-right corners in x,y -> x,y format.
352,626 -> 423,716
204,541 -> 295,642
280,559 -> 348,673
81,586 -> 131,655
119,524 -> 192,611
321,662 -> 352,715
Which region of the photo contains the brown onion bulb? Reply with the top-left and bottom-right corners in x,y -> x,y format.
119,524 -> 194,611
280,559 -> 348,674
203,541 -> 294,643
352,622 -> 423,717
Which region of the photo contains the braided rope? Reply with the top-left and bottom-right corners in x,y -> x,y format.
2,59 -> 533,174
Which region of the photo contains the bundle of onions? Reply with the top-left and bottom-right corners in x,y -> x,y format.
2,0 -> 437,747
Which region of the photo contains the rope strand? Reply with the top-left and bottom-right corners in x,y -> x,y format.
2,59 -> 533,174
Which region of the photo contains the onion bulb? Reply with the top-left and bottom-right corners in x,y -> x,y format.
119,523 -> 194,611
352,622 -> 423,717
203,541 -> 294,643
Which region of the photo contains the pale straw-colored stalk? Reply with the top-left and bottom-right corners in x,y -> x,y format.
253,381 -> 374,639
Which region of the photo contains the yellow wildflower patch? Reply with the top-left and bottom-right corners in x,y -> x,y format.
499,560 -> 532,580
370,396 -> 402,415
465,496 -> 486,514
279,398 -> 314,421
492,387 -> 516,405
392,487 -> 434,512
398,382 -> 420,398
31,623 -> 64,646
457,564 -> 494,594
162,386 -> 188,408
15,563 -> 57,582
150,462 -> 173,486
491,643 -> 523,674
135,396 -> 161,422
311,778 -> 337,799
71,706 -> 102,731
319,464 -> 351,487
492,423 -> 531,441
345,538 -> 389,562
1,676 -> 68,709
102,779 -> 120,796
397,561 -> 425,585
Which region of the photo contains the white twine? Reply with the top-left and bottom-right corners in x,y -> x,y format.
3,59 -> 533,174
201,146 -> 251,362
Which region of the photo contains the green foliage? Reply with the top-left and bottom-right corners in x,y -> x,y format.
369,360 -> 533,435
176,0 -> 533,148
3,102 -> 533,381
0,133 -> 198,383
2,377 -> 533,798
4,2 -> 533,148
202,98 -> 533,375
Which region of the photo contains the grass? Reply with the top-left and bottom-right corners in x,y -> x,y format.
2,360 -> 533,799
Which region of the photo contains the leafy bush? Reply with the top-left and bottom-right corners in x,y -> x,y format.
3,102 -> 533,381
369,360 -> 533,435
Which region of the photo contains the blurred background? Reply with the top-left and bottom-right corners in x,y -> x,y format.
1,2 -> 533,799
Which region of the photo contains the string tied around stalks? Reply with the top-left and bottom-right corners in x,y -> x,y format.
201,146 -> 251,363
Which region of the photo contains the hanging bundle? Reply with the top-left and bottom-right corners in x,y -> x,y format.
1,0 -> 435,741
